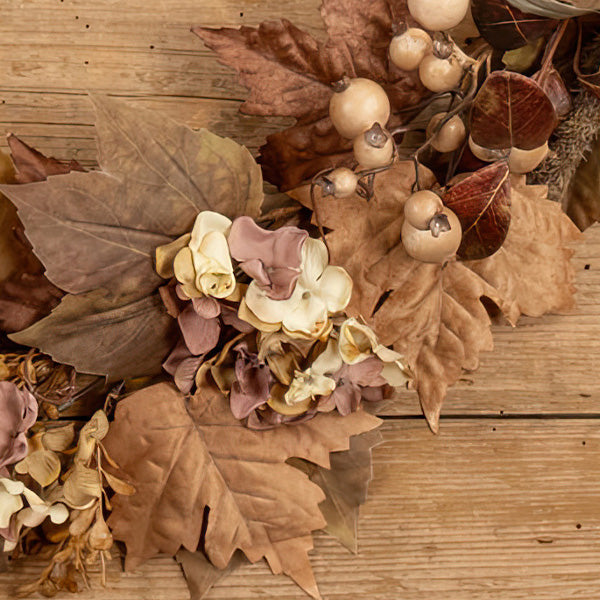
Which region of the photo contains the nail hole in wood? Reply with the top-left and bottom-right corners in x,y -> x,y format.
576,523 -> 582,529
584,264 -> 591,270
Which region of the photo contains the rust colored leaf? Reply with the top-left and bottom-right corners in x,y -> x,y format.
194,0 -> 428,190
103,383 -> 381,598
290,161 -> 579,431
443,161 -> 512,261
290,429 -> 382,553
471,0 -> 558,50
470,71 -> 558,150
1,96 -> 263,377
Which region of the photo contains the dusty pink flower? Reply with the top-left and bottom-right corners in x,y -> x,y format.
228,217 -> 307,300
229,343 -> 271,420
0,382 -> 38,470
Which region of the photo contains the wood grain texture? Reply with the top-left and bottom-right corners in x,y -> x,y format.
2,1 -> 600,599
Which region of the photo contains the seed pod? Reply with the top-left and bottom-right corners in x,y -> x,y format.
353,124 -> 394,169
329,77 -> 391,139
508,143 -> 549,174
389,28 -> 433,71
427,113 -> 466,153
419,54 -> 463,93
402,207 -> 462,263
468,136 -> 510,162
319,168 -> 359,199
404,190 -> 444,230
407,0 -> 470,32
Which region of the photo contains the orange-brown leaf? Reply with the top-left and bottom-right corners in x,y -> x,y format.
103,383 -> 381,598
290,162 -> 579,431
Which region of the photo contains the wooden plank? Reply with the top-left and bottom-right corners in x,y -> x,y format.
0,554 -> 189,599
207,418 -> 600,599
4,418 -> 600,599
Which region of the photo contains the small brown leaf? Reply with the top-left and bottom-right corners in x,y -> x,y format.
443,161 -> 512,261
103,383 -> 381,598
472,0 -> 558,50
175,550 -> 245,600
291,429 -> 382,553
470,71 -> 558,150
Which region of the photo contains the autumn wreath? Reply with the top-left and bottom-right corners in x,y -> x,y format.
0,0 -> 598,597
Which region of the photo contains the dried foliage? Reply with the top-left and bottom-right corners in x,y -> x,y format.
194,0 -> 429,190
291,162 -> 580,430
103,382 -> 381,598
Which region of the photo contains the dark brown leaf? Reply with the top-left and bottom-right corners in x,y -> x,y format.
194,1 -> 429,190
533,66 -> 572,116
443,161 -> 512,261
470,71 -> 558,150
472,0 -> 558,50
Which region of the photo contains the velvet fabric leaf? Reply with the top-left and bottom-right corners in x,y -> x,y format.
2,96 -> 264,378
194,0 -> 429,190
0,382 -> 38,471
230,344 -> 272,420
290,161 -> 580,431
103,382 -> 381,599
229,217 -> 307,300
178,305 -> 221,357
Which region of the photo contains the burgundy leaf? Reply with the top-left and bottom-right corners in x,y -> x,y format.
533,66 -> 572,117
471,0 -> 558,51
470,71 -> 558,150
443,161 -> 512,261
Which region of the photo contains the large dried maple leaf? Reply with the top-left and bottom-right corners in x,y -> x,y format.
290,161 -> 580,431
194,0 -> 428,190
0,96 -> 264,378
103,383 -> 381,599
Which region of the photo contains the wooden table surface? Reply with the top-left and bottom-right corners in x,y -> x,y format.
2,1 -> 600,598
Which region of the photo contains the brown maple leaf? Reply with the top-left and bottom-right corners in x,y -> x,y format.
103,382 -> 381,599
193,0 -> 428,190
1,96 -> 263,378
290,161 -> 580,431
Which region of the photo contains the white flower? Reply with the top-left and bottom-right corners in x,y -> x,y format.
338,318 -> 412,387
244,238 -> 352,338
173,211 -> 235,299
0,477 -> 25,529
284,368 -> 336,406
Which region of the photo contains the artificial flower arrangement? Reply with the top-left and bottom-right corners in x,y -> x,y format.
0,0 -> 599,597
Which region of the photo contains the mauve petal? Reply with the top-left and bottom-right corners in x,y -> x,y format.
346,357 -> 386,387
163,339 -> 194,376
174,356 -> 204,394
361,386 -> 385,403
229,217 -> 307,300
229,345 -> 271,420
178,305 -> 221,356
220,305 -> 255,333
192,296 -> 221,319
0,383 -> 38,470
330,382 -> 361,416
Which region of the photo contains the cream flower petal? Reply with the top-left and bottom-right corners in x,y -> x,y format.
312,339 -> 343,376
192,232 -> 235,298
238,298 -> 282,333
0,489 -> 23,528
0,478 -> 25,496
284,369 -> 336,406
19,506 -> 48,528
281,291 -> 328,335
339,318 -> 378,364
189,211 -> 232,251
244,281 -> 298,324
299,238 -> 328,288
381,362 -> 410,387
155,233 -> 191,279
173,247 -> 196,287
317,266 -> 353,313
48,503 -> 69,524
